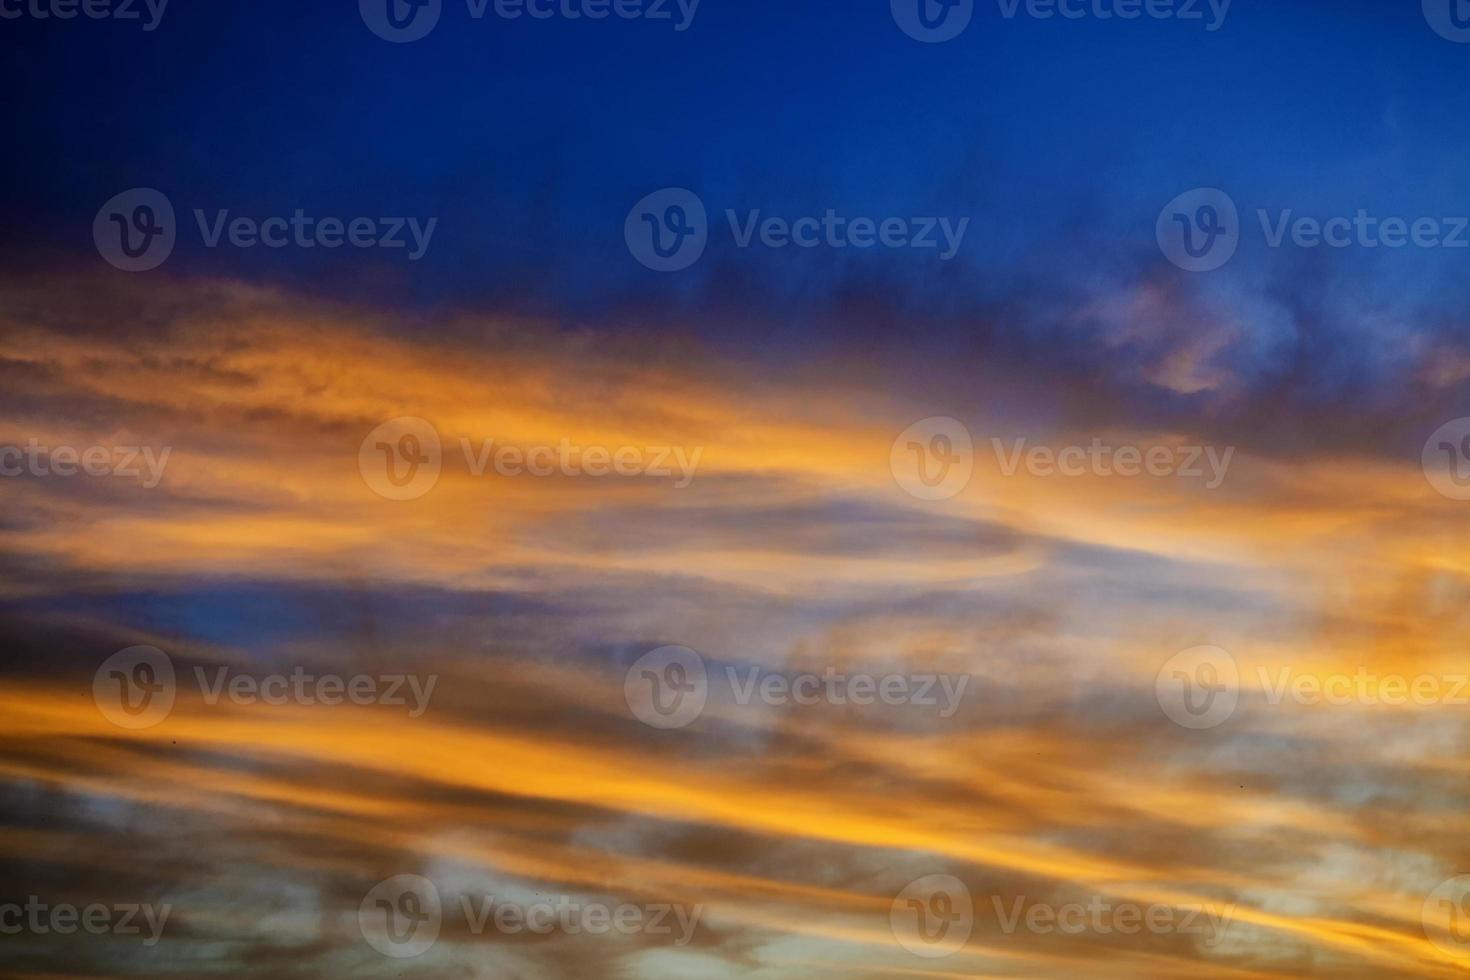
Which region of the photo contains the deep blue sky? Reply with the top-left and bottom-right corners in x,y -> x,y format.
4,0 -> 1469,344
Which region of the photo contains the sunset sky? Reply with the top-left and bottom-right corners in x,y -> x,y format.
3,1 -> 1470,977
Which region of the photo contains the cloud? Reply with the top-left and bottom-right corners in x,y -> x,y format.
0,273 -> 1467,977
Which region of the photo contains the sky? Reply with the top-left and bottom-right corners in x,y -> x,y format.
2,0 -> 1470,977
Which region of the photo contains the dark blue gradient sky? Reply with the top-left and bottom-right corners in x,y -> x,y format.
3,0 -> 1469,428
